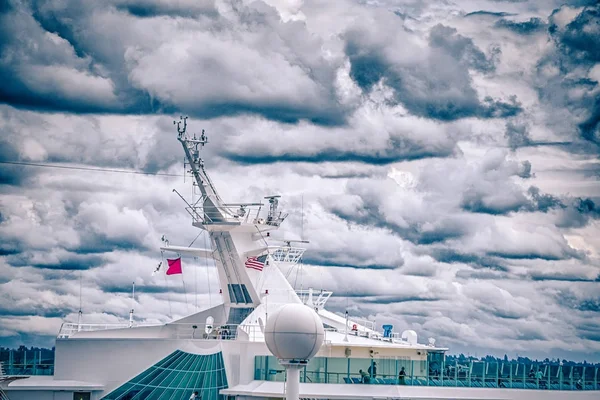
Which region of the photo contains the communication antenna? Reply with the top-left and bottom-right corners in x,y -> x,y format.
301,194 -> 304,240
174,115 -> 188,136
344,311 -> 349,342
129,282 -> 135,328
77,270 -> 82,331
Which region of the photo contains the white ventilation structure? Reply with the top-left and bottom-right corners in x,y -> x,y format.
401,329 -> 418,345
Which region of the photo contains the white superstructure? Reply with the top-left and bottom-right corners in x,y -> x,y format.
1,119 -> 598,400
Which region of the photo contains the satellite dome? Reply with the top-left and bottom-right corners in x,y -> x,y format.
264,304 -> 325,363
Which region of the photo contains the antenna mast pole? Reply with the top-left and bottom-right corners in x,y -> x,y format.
301,194 -> 304,240
77,270 -> 82,332
174,116 -> 230,223
129,282 -> 135,328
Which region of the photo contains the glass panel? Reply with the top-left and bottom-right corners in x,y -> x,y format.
583,366 -> 595,390
486,362 -> 498,388
264,356 -> 285,382
305,357 -> 326,383
471,361 -> 484,387
227,285 -> 236,303
102,351 -> 228,400
377,357 -> 396,381
240,284 -> 252,304
349,357 -> 372,383
102,382 -> 134,400
325,357 -> 348,384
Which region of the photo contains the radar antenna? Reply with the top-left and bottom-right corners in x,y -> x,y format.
264,195 -> 287,226
272,239 -> 310,247
174,115 -> 188,136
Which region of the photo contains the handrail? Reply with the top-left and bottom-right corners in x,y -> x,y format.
57,322 -> 266,341
57,321 -> 432,347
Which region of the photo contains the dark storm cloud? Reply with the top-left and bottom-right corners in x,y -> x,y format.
330,206 -> 468,246
577,324 -> 600,342
0,304 -> 69,319
553,290 -> 600,314
461,184 -> 565,215
362,295 -> 441,305
0,0 -> 345,124
552,5 -> 600,63
6,251 -> 106,270
0,139 -> 33,186
345,23 -> 521,121
579,96 -> 600,142
578,299 -> 600,312
531,273 -> 595,282
487,250 -> 574,261
535,4 -> 600,145
465,11 -> 516,17
504,121 -> 594,153
114,0 -> 217,18
302,257 -> 399,270
429,249 -> 509,271
556,197 -> 600,228
428,24 -> 496,73
455,269 -> 510,280
0,2 -> 121,113
69,236 -> 147,254
495,17 -> 547,34
102,283 -> 186,294
0,239 -> 23,256
224,144 -> 453,166
461,186 -> 528,214
505,121 -> 531,150
526,186 -> 562,211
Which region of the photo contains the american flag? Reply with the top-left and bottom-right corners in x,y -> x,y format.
245,255 -> 267,271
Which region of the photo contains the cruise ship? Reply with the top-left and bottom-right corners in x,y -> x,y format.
1,118 -> 598,400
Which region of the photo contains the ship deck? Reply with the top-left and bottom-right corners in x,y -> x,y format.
221,380 -> 600,399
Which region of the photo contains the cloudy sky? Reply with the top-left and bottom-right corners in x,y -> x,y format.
0,0 -> 599,361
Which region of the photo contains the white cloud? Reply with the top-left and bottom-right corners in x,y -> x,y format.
0,0 -> 598,361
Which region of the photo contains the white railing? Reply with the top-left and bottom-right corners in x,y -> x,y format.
185,203 -> 288,227
57,322 -> 266,341
296,289 -> 332,309
271,247 -> 306,264
57,322 -> 161,338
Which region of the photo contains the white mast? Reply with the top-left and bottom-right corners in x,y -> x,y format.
170,117 -> 296,326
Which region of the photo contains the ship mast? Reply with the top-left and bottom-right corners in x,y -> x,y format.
174,116 -> 233,224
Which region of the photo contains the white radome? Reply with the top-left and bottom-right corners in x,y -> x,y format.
264,304 -> 325,362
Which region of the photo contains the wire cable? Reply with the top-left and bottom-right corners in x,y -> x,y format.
0,160 -> 181,177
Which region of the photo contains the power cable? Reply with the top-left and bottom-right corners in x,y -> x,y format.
0,160 -> 181,177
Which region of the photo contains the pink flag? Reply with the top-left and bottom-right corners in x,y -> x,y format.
166,258 -> 182,275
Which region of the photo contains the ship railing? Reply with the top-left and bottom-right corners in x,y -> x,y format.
272,247 -> 306,264
295,289 -> 332,309
58,322 -> 344,342
187,203 -> 288,226
57,322 -> 161,338
57,322 -> 270,341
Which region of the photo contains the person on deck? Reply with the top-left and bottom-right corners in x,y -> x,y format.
189,391 -> 199,400
359,369 -> 370,384
535,369 -> 545,388
368,361 -> 377,378
398,367 -> 406,385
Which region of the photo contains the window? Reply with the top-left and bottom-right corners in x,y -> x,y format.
102,350 -> 228,400
74,393 -> 91,400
